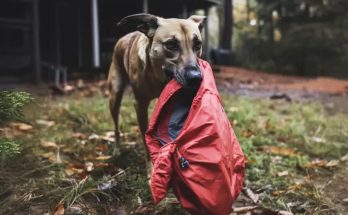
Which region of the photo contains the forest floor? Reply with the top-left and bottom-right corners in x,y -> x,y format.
1,68 -> 348,215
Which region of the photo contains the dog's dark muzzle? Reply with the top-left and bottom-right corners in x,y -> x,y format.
184,66 -> 202,87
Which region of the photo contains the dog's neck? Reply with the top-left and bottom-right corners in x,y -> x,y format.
137,34 -> 167,85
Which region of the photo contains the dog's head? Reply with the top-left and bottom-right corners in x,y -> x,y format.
118,14 -> 206,88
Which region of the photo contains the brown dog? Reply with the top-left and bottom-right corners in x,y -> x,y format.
107,14 -> 206,159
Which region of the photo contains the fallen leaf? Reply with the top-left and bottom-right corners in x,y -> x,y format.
64,164 -> 84,176
95,144 -> 108,151
312,136 -> 325,143
64,168 -> 75,176
278,211 -> 294,215
125,141 -> 137,146
263,146 -> 299,157
72,132 -> 87,139
50,84 -> 75,95
101,136 -> 115,142
66,205 -> 82,214
243,187 -> 259,203
41,141 -> 58,149
36,119 -> 55,127
85,162 -> 94,172
343,198 -> 348,202
76,79 -> 86,89
95,155 -> 112,161
63,84 -> 75,92
326,160 -> 339,167
9,122 -> 33,131
88,134 -> 100,140
341,153 -> 348,162
97,181 -> 112,191
53,203 -> 64,215
228,106 -> 239,113
233,206 -> 259,213
41,150 -> 62,164
277,171 -> 289,177
241,129 -> 255,138
40,152 -> 55,159
94,162 -> 112,168
305,159 -> 327,168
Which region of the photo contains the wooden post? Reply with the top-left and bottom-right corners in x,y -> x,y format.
220,0 -> 233,51
143,0 -> 149,13
91,0 -> 100,68
182,2 -> 188,18
54,0 -> 61,66
77,7 -> 83,67
32,0 -> 41,83
204,7 -> 209,60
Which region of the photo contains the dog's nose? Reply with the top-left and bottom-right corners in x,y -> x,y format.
184,66 -> 202,87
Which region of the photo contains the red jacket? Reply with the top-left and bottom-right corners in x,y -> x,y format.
145,59 -> 245,215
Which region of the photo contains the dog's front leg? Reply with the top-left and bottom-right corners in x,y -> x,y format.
134,98 -> 150,158
134,97 -> 154,177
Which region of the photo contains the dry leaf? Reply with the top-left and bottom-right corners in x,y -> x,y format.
53,203 -> 64,215
305,159 -> 327,168
88,134 -> 100,140
40,152 -> 55,159
36,119 -> 55,127
277,171 -> 289,177
340,153 -> 348,162
241,129 -> 255,138
64,84 -> 75,92
95,155 -> 112,160
85,161 -> 94,172
95,162 -> 112,168
41,141 -> 58,149
72,132 -> 87,139
105,131 -> 115,137
263,146 -> 298,157
101,136 -> 115,142
326,160 -> 339,167
243,187 -> 259,203
9,122 -> 33,131
64,163 -> 84,176
278,211 -> 294,215
312,136 -> 325,143
125,141 -> 137,146
228,106 -> 239,113
233,206 -> 259,213
66,205 -> 82,214
95,144 -> 108,152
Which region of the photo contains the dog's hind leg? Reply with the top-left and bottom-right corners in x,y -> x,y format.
108,61 -> 128,156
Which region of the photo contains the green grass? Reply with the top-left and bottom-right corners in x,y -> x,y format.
0,90 -> 347,214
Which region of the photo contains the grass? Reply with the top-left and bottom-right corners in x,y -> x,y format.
0,88 -> 347,214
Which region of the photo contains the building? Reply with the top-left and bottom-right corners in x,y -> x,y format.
0,0 -> 219,84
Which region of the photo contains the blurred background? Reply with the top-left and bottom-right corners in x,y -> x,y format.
1,0 -> 347,85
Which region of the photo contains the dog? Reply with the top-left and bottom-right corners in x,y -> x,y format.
107,13 -> 206,161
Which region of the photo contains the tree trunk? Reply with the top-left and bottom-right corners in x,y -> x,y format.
220,0 -> 233,50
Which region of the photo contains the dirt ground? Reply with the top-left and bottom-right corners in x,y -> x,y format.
214,66 -> 348,115
215,66 -> 348,214
2,66 -> 348,214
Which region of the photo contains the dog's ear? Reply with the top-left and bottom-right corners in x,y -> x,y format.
188,15 -> 206,31
117,14 -> 159,37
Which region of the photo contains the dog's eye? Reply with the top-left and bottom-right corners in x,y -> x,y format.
164,40 -> 180,51
193,40 -> 202,51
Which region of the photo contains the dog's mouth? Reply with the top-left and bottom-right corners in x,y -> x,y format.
162,64 -> 202,88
